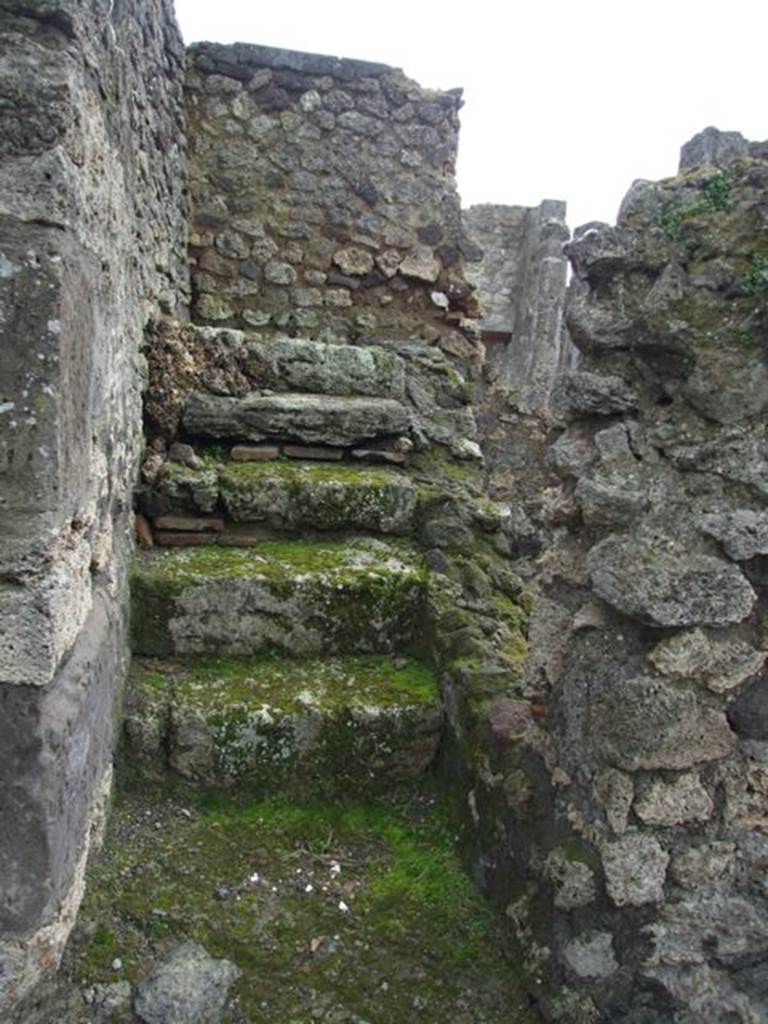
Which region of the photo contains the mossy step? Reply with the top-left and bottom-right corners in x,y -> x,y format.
125,654 -> 442,795
144,459 -> 417,534
130,538 -> 428,658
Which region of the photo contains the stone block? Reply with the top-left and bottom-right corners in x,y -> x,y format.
587,534 -> 756,627
0,594 -> 122,1007
125,654 -> 442,794
130,539 -> 428,659
219,462 -> 417,533
239,334 -> 406,400
602,833 -> 669,906
594,675 -> 736,771
183,393 -> 411,448
563,931 -> 618,980
634,773 -> 713,826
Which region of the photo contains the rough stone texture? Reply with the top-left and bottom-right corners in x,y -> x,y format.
218,463 -> 417,533
594,675 -> 736,771
700,508 -> 768,560
125,655 -> 442,793
562,932 -> 618,980
134,941 -> 240,1024
587,534 -> 756,627
185,42 -> 480,369
634,772 -> 714,826
671,842 -> 735,889
143,322 -> 476,457
466,132 -> 768,1023
552,370 -> 637,417
183,392 -> 411,447
679,125 -> 768,171
649,629 -> 766,693
463,200 -> 574,408
602,833 -> 669,906
544,850 -> 596,910
0,0 -> 187,1010
130,541 -> 428,659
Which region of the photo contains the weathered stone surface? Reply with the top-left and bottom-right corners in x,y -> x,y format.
649,629 -> 765,694
0,0 -> 187,1004
562,932 -> 618,980
142,462 -> 220,518
671,842 -> 735,889
399,248 -> 440,282
464,200 -> 572,407
587,534 -> 756,627
679,126 -> 751,170
602,834 -> 669,906
219,462 -> 417,533
594,676 -> 736,771
593,768 -> 633,835
634,773 -> 714,826
332,246 -> 374,276
554,371 -> 637,416
528,133 -> 768,1021
0,597 -> 121,1008
575,473 -> 648,527
239,334 -> 406,400
130,540 -> 427,658
647,894 -> 768,967
544,850 -> 596,910
722,763 -> 768,832
126,655 -> 442,794
134,941 -> 240,1024
647,964 -> 761,1024
700,509 -> 768,561
183,393 -> 410,447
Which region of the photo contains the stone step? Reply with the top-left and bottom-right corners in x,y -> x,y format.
130,538 -> 428,658
183,392 -> 411,447
235,331 -> 407,400
142,460 -> 417,534
124,653 -> 442,794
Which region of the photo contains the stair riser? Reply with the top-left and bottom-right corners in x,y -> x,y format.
143,464 -> 417,535
125,695 -> 442,796
131,573 -> 427,657
220,475 -> 416,534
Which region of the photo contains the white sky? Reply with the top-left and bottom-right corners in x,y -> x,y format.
174,0 -> 766,231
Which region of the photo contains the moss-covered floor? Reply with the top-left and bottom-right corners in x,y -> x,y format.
62,778 -> 540,1023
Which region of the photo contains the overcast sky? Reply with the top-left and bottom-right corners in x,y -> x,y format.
174,0 -> 766,231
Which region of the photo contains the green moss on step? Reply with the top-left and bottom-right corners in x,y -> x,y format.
126,654 -> 442,795
131,539 -> 430,658
150,652 -> 440,708
219,461 -> 416,533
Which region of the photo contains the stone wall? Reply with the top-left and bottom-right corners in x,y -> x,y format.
464,130 -> 768,1023
464,199 -> 573,407
0,0 -> 188,1009
185,42 -> 480,372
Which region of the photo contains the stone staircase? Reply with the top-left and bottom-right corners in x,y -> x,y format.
56,328 -> 537,1023
128,331 -> 446,799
